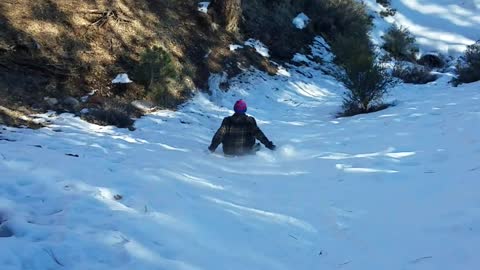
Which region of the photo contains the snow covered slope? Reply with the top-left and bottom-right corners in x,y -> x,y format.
364,0 -> 480,56
1,59 -> 480,269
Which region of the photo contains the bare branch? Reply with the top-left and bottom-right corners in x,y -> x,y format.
43,248 -> 64,267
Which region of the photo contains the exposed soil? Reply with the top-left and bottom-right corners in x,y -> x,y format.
0,0 -> 319,128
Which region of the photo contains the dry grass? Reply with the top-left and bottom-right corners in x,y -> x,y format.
0,0 -> 233,127
0,0 -> 305,128
0,106 -> 44,129
1,1 -> 215,93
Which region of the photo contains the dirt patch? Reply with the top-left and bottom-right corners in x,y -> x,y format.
0,1 -> 290,128
1,0 -> 346,128
241,0 -> 313,59
0,106 -> 44,129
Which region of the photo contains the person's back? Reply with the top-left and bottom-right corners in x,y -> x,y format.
209,100 -> 275,156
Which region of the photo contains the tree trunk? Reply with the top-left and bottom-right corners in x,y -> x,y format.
211,0 -> 242,34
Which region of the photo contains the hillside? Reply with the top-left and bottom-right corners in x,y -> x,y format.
1,0 -> 479,125
2,56 -> 480,269
0,1 -> 206,102
365,0 -> 480,56
0,0 -> 287,128
1,1 -> 480,269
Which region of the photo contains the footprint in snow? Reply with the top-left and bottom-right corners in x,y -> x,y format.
16,178 -> 33,187
329,207 -> 355,232
0,224 -> 14,238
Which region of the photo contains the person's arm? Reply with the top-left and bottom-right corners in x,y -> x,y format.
250,117 -> 276,150
208,118 -> 228,152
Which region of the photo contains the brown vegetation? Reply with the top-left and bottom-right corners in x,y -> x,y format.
0,0 -> 259,127
0,0 -> 381,125
0,106 -> 44,129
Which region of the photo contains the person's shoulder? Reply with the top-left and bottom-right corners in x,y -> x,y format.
222,116 -> 232,124
246,115 -> 257,123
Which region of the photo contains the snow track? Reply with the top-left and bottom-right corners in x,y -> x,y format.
1,64 -> 480,269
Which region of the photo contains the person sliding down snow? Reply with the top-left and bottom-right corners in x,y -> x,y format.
208,99 -> 276,156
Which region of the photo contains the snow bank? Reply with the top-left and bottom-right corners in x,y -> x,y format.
292,13 -> 310,29
198,2 -> 210,14
244,39 -> 270,58
292,53 -> 310,64
311,36 -> 334,63
112,73 -> 132,84
229,44 -> 244,51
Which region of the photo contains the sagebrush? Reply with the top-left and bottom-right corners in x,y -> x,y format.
376,0 -> 396,17
83,108 -> 134,129
453,41 -> 480,86
147,81 -> 181,109
392,64 -> 438,84
376,0 -> 391,7
134,46 -> 177,91
241,0 -> 373,59
333,35 -> 394,116
382,25 -> 418,61
339,62 -> 394,115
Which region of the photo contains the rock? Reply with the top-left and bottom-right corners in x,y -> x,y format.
0,106 -> 44,129
45,82 -> 57,94
44,97 -> 58,107
211,22 -> 220,31
131,100 -> 157,113
87,95 -> 105,106
63,97 -> 80,108
418,53 -> 445,68
182,76 -> 195,90
80,108 -> 90,114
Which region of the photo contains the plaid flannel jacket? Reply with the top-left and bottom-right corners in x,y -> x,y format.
209,113 -> 273,155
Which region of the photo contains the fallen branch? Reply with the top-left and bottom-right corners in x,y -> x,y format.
338,260 -> 352,267
0,106 -> 45,129
409,256 -> 433,264
87,9 -> 132,28
83,9 -> 110,14
469,166 -> 480,172
43,248 -> 64,267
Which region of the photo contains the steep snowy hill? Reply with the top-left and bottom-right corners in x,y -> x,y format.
1,59 -> 480,269
364,0 -> 480,56
2,1 -> 480,269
